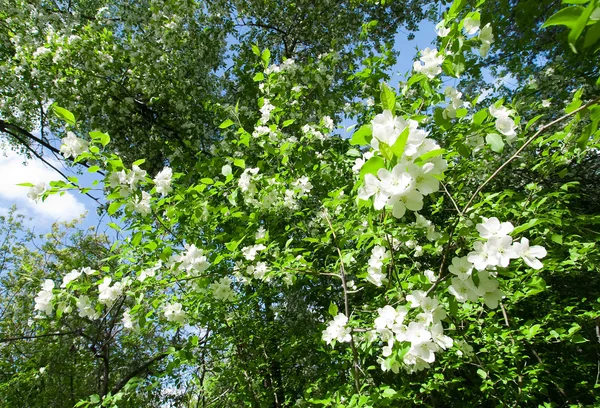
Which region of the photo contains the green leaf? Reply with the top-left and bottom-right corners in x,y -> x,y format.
233,158 -> 245,169
282,119 -> 295,128
52,104 -> 76,125
359,156 -> 385,179
583,19 -> 600,47
17,182 -> 34,187
131,232 -> 143,246
89,130 -> 110,146
219,119 -> 234,129
542,6 -> 584,29
477,369 -> 487,379
328,302 -> 338,317
415,149 -> 446,164
261,48 -> 270,67
89,394 -> 100,404
473,109 -> 488,125
525,114 -> 544,131
380,83 -> 396,112
253,72 -> 264,81
567,2 -> 595,52
200,178 -> 214,185
391,127 -> 410,158
251,44 -> 260,56
382,388 -> 397,398
87,166 -> 100,173
132,159 -> 145,167
512,218 -> 541,235
350,124 -> 372,145
486,133 -> 504,153
108,201 -> 121,215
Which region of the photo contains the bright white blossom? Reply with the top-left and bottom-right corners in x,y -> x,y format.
34,280 -> 54,315
413,48 -> 444,79
164,302 -> 186,324
61,269 -> 82,288
242,244 -> 266,261
211,277 -> 235,301
513,237 -> 547,269
98,277 -> 124,305
463,17 -> 480,35
27,182 -> 46,202
60,131 -> 89,158
153,167 -> 173,196
479,23 -> 494,57
322,313 -> 352,344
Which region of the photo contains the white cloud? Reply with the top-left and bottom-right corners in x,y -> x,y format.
0,148 -> 87,222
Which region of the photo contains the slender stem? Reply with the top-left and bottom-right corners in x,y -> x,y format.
323,210 -> 361,394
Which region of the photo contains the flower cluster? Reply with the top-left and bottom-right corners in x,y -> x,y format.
153,167 -> 173,196
60,131 -> 89,159
163,302 -> 186,324
489,104 -> 517,141
61,266 -> 95,288
27,182 -> 46,202
449,217 -> 547,308
366,245 -> 389,287
322,313 -> 352,344
34,280 -> 55,315
108,165 -> 147,197
443,86 -> 464,119
358,110 -> 447,219
210,277 -> 235,301
172,244 -> 210,276
98,277 -> 125,305
76,295 -> 99,319
374,292 -> 453,373
412,48 -> 444,79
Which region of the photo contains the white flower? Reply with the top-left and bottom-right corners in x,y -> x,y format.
542,100 -> 551,108
463,17 -> 480,35
27,182 -> 46,202
260,99 -> 275,123
210,277 -> 235,301
449,276 -> 479,303
128,165 -> 147,188
61,269 -> 82,288
322,116 -> 334,131
34,280 -> 54,315
479,23 -> 494,57
76,295 -> 98,319
164,302 -> 186,323
81,267 -> 96,275
436,21 -> 450,37
222,164 -> 232,177
489,105 -> 517,139
242,244 -> 266,261
174,244 -> 210,275
122,309 -> 135,330
476,217 -> 514,239
448,256 -> 474,280
255,226 -> 267,240
98,277 -> 124,305
129,191 -> 151,214
250,261 -> 269,279
153,167 -> 173,196
513,237 -> 547,270
322,313 -> 352,344
372,110 -> 407,147
467,241 -> 496,271
60,132 -> 89,159
138,261 -> 162,282
413,48 -> 444,79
